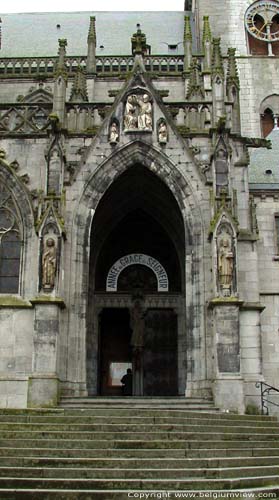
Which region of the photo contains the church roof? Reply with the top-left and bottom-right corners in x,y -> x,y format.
0,11 -> 194,57
249,128 -> 279,190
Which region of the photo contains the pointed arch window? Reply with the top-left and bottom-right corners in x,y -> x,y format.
0,184 -> 22,293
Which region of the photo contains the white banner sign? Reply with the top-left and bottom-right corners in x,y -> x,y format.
106,253 -> 169,292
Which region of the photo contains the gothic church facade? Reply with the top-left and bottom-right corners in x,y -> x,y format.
0,1 -> 278,412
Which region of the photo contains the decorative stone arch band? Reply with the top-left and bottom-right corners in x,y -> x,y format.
106,253 -> 169,292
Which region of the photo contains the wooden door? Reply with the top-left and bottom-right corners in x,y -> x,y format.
143,309 -> 178,396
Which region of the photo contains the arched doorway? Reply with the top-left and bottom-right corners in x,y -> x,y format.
87,164 -> 186,396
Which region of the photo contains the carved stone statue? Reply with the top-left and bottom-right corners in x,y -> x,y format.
124,95 -> 137,130
158,121 -> 167,143
42,238 -> 57,290
137,94 -> 152,130
109,122 -> 119,143
218,235 -> 234,296
215,148 -> 228,195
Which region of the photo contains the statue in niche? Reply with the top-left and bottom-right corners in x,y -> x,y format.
218,233 -> 234,297
124,93 -> 152,131
215,148 -> 228,195
42,237 -> 57,290
158,121 -> 168,144
48,149 -> 62,195
109,122 -> 119,143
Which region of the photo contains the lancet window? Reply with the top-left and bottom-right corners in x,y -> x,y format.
0,184 -> 22,293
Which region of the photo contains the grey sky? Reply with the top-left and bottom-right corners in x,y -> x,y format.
1,0 -> 184,13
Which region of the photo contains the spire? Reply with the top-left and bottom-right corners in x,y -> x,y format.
226,48 -> 240,88
131,24 -> 149,56
202,16 -> 212,72
202,16 -> 212,45
53,39 -> 68,125
70,66 -> 88,102
87,16 -> 96,73
55,39 -> 68,79
211,38 -> 224,77
184,15 -> 192,42
184,16 -> 192,72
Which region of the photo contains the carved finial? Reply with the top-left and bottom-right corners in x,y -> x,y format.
88,16 -> 96,44
202,16 -> 212,44
184,16 -> 192,42
131,24 -> 149,56
70,66 -> 88,102
226,48 -> 240,88
212,38 -> 224,76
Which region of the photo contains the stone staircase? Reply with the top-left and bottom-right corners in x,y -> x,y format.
0,398 -> 278,499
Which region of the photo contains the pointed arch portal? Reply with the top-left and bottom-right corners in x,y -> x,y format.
86,163 -> 187,397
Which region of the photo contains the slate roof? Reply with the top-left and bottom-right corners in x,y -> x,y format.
249,128 -> 279,190
0,11 -> 194,57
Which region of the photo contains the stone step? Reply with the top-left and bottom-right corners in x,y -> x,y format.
1,439 -> 279,450
0,476 -> 278,490
1,430 -> 279,441
1,446 -> 279,458
0,414 -> 276,426
0,422 -> 278,433
1,455 -> 279,469
0,422 -> 279,438
0,408 -> 275,421
0,465 -> 278,480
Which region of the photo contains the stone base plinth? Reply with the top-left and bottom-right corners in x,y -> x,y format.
27,375 -> 59,408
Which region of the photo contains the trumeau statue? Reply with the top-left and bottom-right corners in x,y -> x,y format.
124,94 -> 152,131
42,237 -> 57,290
217,231 -> 235,297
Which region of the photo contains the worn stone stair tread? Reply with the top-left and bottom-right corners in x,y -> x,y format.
1,423 -> 278,433
1,456 -> 279,467
0,476 -> 279,489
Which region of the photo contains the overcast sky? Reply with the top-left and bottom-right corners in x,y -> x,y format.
1,0 -> 184,13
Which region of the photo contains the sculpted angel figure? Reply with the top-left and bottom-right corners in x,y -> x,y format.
42,238 -> 57,289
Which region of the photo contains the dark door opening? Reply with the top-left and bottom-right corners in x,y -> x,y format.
99,306 -> 178,396
99,308 -> 132,396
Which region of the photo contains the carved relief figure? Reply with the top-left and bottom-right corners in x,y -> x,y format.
124,93 -> 152,131
42,238 -> 57,289
158,121 -> 168,143
124,95 -> 137,130
218,234 -> 234,296
109,122 -> 119,143
137,94 -> 152,130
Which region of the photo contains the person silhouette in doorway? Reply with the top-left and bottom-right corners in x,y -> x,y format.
121,368 -> 133,396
